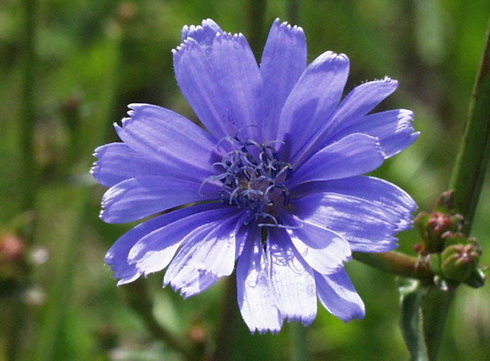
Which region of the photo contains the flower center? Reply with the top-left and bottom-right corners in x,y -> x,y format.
214,137 -> 292,224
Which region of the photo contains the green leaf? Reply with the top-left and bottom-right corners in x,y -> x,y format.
398,278 -> 429,361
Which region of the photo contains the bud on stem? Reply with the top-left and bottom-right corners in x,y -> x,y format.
414,192 -> 486,289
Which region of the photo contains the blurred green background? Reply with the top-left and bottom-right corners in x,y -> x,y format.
1,0 -> 490,360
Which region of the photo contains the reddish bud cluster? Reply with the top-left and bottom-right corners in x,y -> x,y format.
414,191 -> 485,289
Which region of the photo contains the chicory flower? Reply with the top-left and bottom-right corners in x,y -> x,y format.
92,19 -> 418,332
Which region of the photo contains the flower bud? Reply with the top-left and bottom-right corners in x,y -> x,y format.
415,212 -> 462,254
440,243 -> 481,283
427,212 -> 457,243
428,253 -> 442,275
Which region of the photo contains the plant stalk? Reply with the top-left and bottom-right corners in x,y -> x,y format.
424,18 -> 490,361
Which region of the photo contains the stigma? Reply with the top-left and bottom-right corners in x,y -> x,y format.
213,137 -> 292,225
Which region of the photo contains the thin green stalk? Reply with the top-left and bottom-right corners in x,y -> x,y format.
31,187 -> 89,361
122,281 -> 198,360
421,287 -> 455,361
449,20 -> 490,232
212,276 -> 239,361
246,0 -> 268,57
7,1 -> 38,360
423,19 -> 490,361
20,0 -> 37,215
352,252 -> 433,281
289,323 -> 308,361
399,279 -> 430,361
287,0 -> 301,25
63,95 -> 83,171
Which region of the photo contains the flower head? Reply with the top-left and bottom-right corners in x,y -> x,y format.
92,19 -> 419,333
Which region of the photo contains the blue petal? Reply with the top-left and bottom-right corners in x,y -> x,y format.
163,221 -> 222,298
292,176 -> 417,252
208,32 -> 264,140
115,104 -> 218,180
276,51 -> 350,162
101,176 -> 218,223
237,225 -> 283,333
181,19 -> 222,45
260,19 -> 307,140
174,32 -> 264,140
315,269 -> 365,321
309,78 -> 418,158
105,204 -> 215,285
267,228 -> 317,325
328,77 -> 399,133
173,39 -> 237,139
168,269 -> 220,299
280,212 -> 351,274
290,133 -> 384,186
128,205 -> 237,277
105,221 -> 156,285
339,109 -> 419,158
92,143 -> 167,187
234,223 -> 250,260
163,213 -> 243,298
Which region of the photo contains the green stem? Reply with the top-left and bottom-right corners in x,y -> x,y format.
31,187 -> 88,361
7,1 -> 38,360
423,18 -> 490,361
286,0 -> 301,25
122,281 -> 198,360
352,252 -> 433,281
289,323 -> 309,361
399,279 -> 430,361
211,275 -> 239,361
63,95 -> 83,171
449,19 -> 490,231
20,0 -> 37,216
246,0 -> 268,57
421,288 -> 455,361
